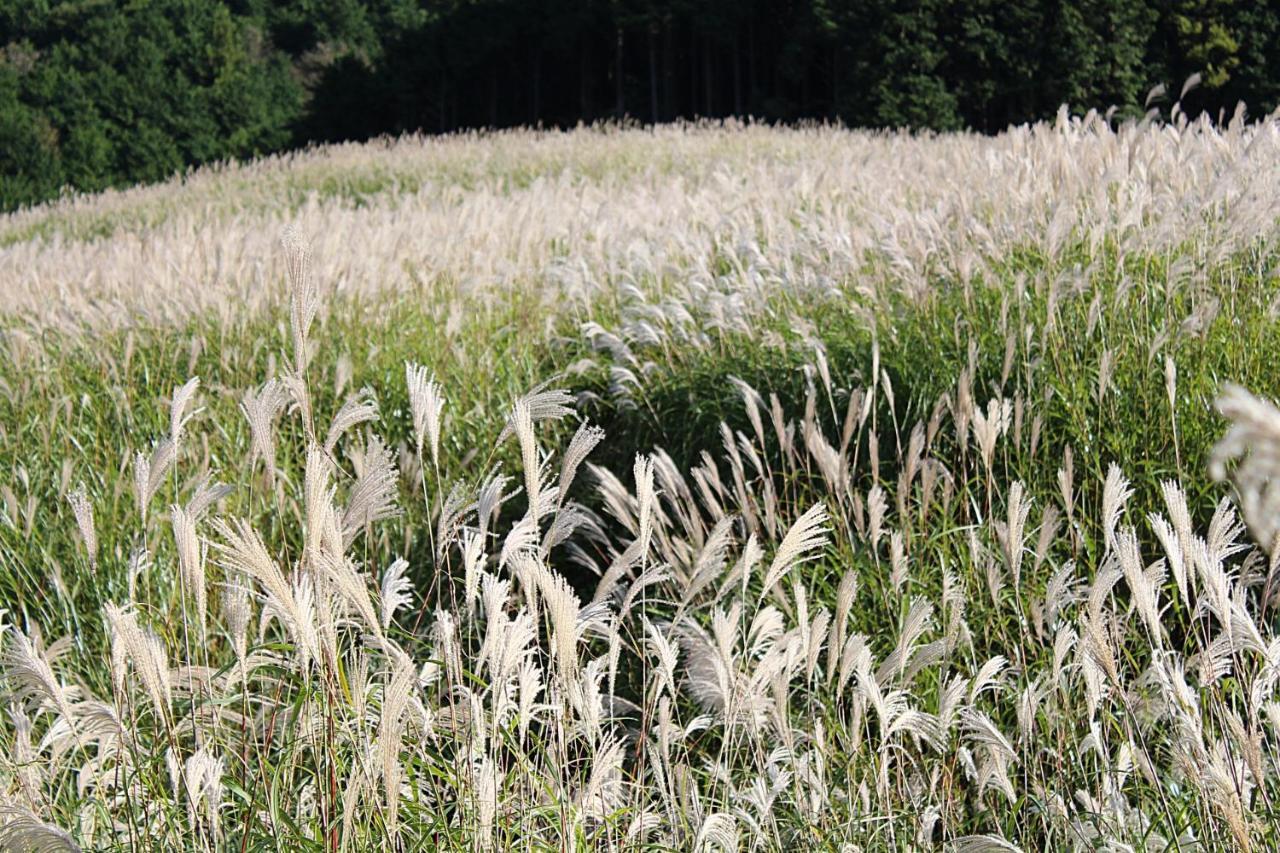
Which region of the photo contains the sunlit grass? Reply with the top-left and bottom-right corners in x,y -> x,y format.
2,116 -> 1280,850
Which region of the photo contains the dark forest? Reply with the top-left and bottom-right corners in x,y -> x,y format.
2,0 -> 1276,209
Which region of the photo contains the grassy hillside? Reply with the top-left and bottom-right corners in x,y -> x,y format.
2,117 -> 1280,850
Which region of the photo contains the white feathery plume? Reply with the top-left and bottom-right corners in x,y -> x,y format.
127,547 -> 149,603
341,436 -> 400,547
377,658 -> 418,839
962,708 -> 1017,763
500,515 -> 541,572
7,703 -> 45,805
1159,479 -> 1196,572
682,515 -> 735,605
679,619 -> 734,718
860,667 -> 942,751
1033,503 -> 1059,576
729,376 -> 768,449
1212,384 -> 1280,552
211,518 -> 320,670
1100,463 -> 1133,553
133,439 -> 176,524
950,834 -> 1024,852
579,732 -> 626,821
1050,625 -> 1076,696
877,596 -> 933,685
1116,526 -> 1162,646
541,501 -> 591,552
475,470 -> 512,542
805,607 -> 830,684
175,748 -> 224,840
0,805 -> 81,852
323,390 -> 378,455
644,618 -> 680,700
534,565 -> 585,685
2,629 -> 82,733
1058,447 -> 1075,523
169,377 -> 202,448
619,562 -> 671,620
938,674 -> 970,739
759,503 -> 829,602
558,421 -> 605,502
1040,561 -> 1079,632
475,755 -> 498,850
827,568 -> 859,684
66,485 -> 96,568
694,812 -> 739,852
222,576 -> 251,666
805,419 -> 849,502
284,230 -> 319,375
517,658 -> 542,744
172,506 -> 207,631
1205,496 -> 1247,564
103,604 -> 171,717
592,461 -> 639,535
240,378 -> 289,485
511,400 -> 544,521
303,445 -> 340,558
1150,519 -> 1189,612
460,531 -> 487,619
719,533 -> 762,603
971,398 -> 1011,472
1096,347 -> 1114,404
999,480 -> 1031,589
1180,71 -> 1202,99
1016,679 -> 1047,746
498,383 -> 574,443
404,362 -> 446,466
379,557 -> 412,630
969,656 -> 1008,703
867,485 -> 887,549
634,454 -> 656,558
747,608 -> 786,664
185,478 -> 232,521
318,551 -> 382,639
433,482 -> 470,560
280,372 -> 314,443
888,531 -> 907,593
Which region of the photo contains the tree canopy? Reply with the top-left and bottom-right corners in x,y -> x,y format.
2,0 -> 1278,209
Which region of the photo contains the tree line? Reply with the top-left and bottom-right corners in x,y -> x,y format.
2,0 -> 1277,210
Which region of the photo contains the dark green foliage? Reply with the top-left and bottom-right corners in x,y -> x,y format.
3,0 -> 1280,210
0,0 -> 301,209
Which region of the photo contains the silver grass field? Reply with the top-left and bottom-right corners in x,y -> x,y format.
2,112 -> 1280,850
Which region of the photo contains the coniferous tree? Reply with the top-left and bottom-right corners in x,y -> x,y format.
3,0 -> 1280,210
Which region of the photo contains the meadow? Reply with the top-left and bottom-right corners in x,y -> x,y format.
2,112 -> 1280,850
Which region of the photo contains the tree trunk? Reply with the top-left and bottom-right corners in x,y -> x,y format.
801,53 -> 810,115
703,38 -> 713,116
830,43 -> 838,119
439,75 -> 447,133
648,25 -> 659,124
615,27 -> 625,117
533,48 -> 542,125
690,23 -> 698,116
662,18 -> 674,119
733,32 -> 742,116
489,71 -> 498,127
581,40 -> 591,121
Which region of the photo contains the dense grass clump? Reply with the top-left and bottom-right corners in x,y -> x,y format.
2,119 -> 1280,850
